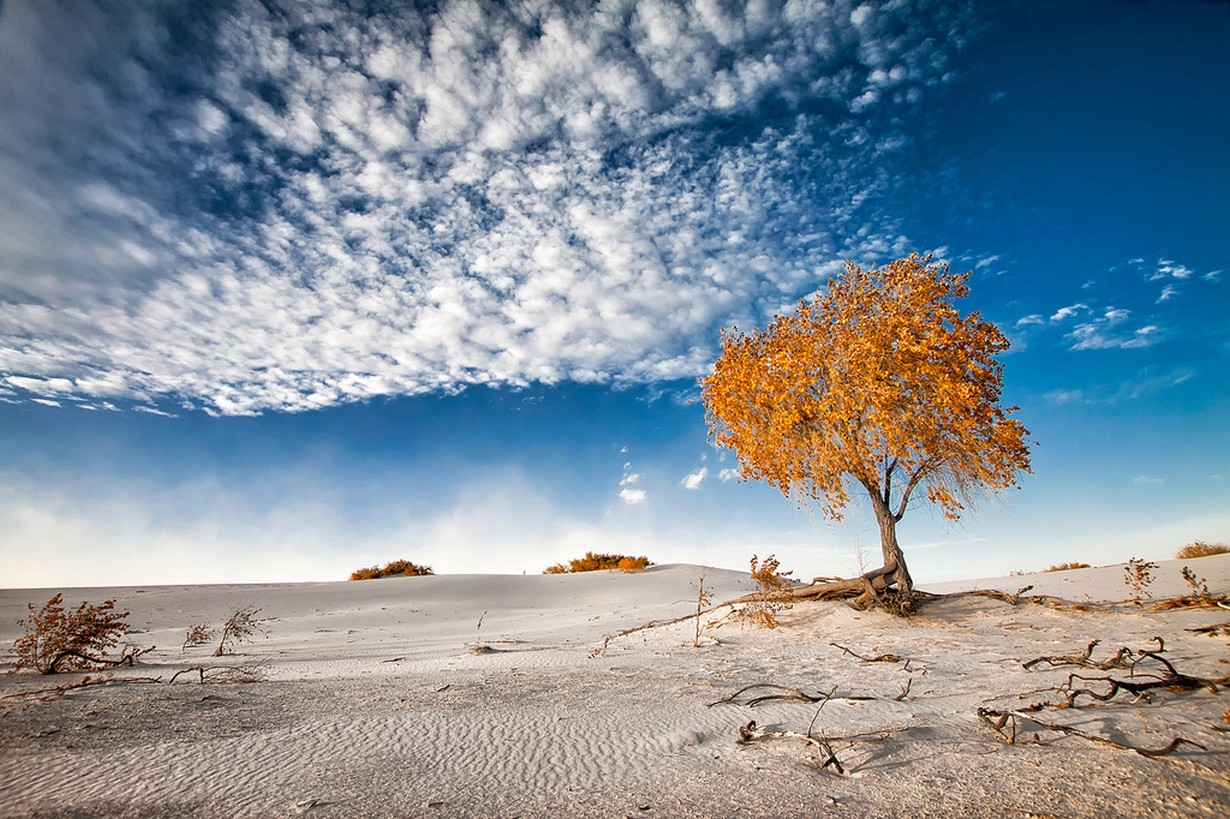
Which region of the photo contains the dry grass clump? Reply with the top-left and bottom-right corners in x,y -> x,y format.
349,559 -> 435,581
1176,541 -> 1230,559
543,552 -> 652,574
1045,562 -> 1091,572
13,594 -> 131,674
738,554 -> 794,629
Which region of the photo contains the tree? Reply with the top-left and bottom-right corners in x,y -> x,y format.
702,254 -> 1032,599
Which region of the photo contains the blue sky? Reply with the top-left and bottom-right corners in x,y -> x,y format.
1,0 -> 1227,588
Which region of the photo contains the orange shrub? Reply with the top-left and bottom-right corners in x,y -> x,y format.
1045,562 -> 1090,572
542,551 -> 653,574
1176,541 -> 1229,559
349,560 -> 434,581
14,594 -> 130,674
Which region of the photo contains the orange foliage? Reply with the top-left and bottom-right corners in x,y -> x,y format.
1045,562 -> 1091,572
702,254 -> 1032,587
14,594 -> 130,674
349,560 -> 434,581
1177,541 -> 1229,559
542,552 -> 653,574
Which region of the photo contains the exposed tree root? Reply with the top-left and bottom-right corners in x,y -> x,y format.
46,644 -> 154,674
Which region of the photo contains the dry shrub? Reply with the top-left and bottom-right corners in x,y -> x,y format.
541,551 -> 653,574
1045,562 -> 1090,572
14,594 -> 130,674
739,554 -> 794,629
1176,541 -> 1230,560
213,606 -> 267,656
349,559 -> 434,580
1123,557 -> 1157,603
182,623 -> 215,653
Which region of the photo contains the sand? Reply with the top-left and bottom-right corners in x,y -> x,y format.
1,557 -> 1227,818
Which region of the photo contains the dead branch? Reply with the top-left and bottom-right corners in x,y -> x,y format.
737,720 -> 847,774
710,683 -> 878,708
830,642 -> 903,663
168,664 -> 267,684
977,706 -> 1205,757
1022,640 -> 1133,671
46,644 -> 154,674
1186,621 -> 1230,635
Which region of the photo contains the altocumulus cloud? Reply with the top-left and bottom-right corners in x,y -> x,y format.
0,0 -> 974,415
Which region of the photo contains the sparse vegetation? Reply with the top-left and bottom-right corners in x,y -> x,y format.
13,594 -> 133,674
1123,557 -> 1158,603
212,606 -> 267,656
349,559 -> 435,580
1045,562 -> 1090,572
1176,541 -> 1229,560
1180,567 -> 1211,603
693,571 -> 713,648
543,552 -> 652,574
182,622 -> 215,653
738,554 -> 794,629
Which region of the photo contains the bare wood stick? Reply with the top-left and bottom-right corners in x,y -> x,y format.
977,706 -> 1205,757
830,642 -> 903,663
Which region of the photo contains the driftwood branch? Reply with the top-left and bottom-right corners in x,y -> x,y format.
977,706 -> 1205,757
830,642 -> 903,663
1022,640 -> 1133,671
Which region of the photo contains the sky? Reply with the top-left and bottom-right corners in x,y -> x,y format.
1,0 -> 1227,589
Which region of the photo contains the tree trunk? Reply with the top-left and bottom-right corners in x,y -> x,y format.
871,494 -> 914,594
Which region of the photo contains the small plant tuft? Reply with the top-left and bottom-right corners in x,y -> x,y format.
693,571 -> 713,648
1180,567 -> 1212,604
1123,557 -> 1158,603
878,588 -> 919,617
349,560 -> 434,581
182,623 -> 215,653
213,606 -> 268,656
738,554 -> 794,629
13,594 -> 132,674
1176,541 -> 1229,560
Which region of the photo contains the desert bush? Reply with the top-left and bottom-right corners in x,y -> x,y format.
13,594 -> 131,674
1176,541 -> 1230,559
739,554 -> 794,629
213,606 -> 267,656
1123,557 -> 1158,603
182,622 -> 215,653
541,551 -> 653,574
1180,567 -> 1212,603
1045,562 -> 1091,572
349,559 -> 434,581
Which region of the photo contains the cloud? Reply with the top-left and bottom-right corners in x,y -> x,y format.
619,488 -> 648,505
1133,476 -> 1163,486
1049,304 -> 1087,322
718,468 -> 742,482
0,0 -> 976,415
1014,314 -> 1044,329
681,467 -> 708,490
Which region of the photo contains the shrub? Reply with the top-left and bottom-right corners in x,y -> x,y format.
1045,562 -> 1091,572
1176,541 -> 1230,560
1123,557 -> 1158,603
541,552 -> 653,574
213,606 -> 267,656
349,559 -> 434,581
739,554 -> 794,629
13,594 -> 130,674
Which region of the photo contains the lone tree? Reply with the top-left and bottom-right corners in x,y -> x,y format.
702,254 -> 1032,601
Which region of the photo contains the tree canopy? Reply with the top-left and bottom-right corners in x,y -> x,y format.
701,254 -> 1032,594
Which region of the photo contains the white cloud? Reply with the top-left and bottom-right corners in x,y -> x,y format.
619,488 -> 648,505
718,468 -> 742,482
1049,304 -> 1087,322
0,0 -> 976,415
1014,314 -> 1044,329
681,467 -> 708,490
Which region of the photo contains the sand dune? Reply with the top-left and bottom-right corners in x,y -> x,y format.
2,558 -> 1228,817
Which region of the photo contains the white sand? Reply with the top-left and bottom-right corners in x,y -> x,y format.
1,557 -> 1228,818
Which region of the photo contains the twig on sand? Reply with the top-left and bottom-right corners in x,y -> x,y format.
709,683 -> 876,708
976,705 -> 1204,757
1021,640 -> 1134,671
830,642 -> 903,663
